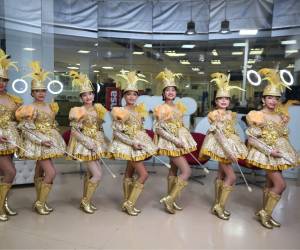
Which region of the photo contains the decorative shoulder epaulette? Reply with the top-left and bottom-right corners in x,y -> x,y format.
111,107 -> 129,122
94,103 -> 107,120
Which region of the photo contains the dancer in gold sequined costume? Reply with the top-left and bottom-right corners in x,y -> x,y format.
0,49 -> 22,221
16,61 -> 66,215
154,69 -> 197,214
67,71 -> 109,214
199,73 -> 247,220
246,68 -> 299,229
108,70 -> 157,216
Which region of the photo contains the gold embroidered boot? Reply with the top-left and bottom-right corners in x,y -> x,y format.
257,191 -> 281,229
168,176 -> 183,211
34,177 -> 53,213
4,197 -> 17,216
212,184 -> 232,220
80,180 -> 99,214
0,177 -> 17,216
34,182 -> 52,215
122,178 -> 141,213
264,189 -> 281,227
0,183 -> 11,221
160,177 -> 187,214
83,174 -> 97,211
212,179 -> 230,217
122,181 -> 144,216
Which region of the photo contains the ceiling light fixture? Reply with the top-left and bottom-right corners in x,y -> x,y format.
239,29 -> 258,35
233,42 -> 246,47
212,49 -> 218,56
181,44 -> 196,49
180,60 -> 191,65
132,51 -> 144,55
220,0 -> 230,34
77,50 -> 90,54
286,49 -> 298,54
211,60 -> 221,65
23,47 -> 36,51
232,51 -> 244,55
101,66 -> 114,70
185,1 -> 196,35
281,40 -> 297,45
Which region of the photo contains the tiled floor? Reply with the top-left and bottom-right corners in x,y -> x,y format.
1,160 -> 299,249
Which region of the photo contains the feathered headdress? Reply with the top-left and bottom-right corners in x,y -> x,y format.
259,68 -> 291,97
0,49 -> 18,80
210,72 -> 245,98
155,68 -> 182,90
116,70 -> 148,92
23,61 -> 52,90
69,70 -> 94,94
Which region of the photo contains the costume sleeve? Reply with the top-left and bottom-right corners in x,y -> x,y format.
112,120 -> 135,146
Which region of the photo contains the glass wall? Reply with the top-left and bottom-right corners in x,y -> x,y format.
1,0 -> 299,128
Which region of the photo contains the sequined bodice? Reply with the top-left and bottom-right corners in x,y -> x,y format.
261,120 -> 288,146
34,109 -> 56,134
164,107 -> 184,136
82,114 -> 103,138
219,119 -> 236,137
0,104 -> 16,128
123,109 -> 143,138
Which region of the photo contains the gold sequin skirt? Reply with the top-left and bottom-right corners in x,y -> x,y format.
109,130 -> 157,161
20,129 -> 66,160
199,133 -> 248,164
67,131 -> 109,161
246,137 -> 299,171
0,125 -> 20,156
156,127 -> 197,157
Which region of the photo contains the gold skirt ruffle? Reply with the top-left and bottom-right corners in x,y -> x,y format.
0,126 -> 20,156
20,129 -> 66,160
67,131 -> 110,161
199,133 -> 248,164
246,137 -> 299,171
109,130 -> 157,162
156,127 -> 197,157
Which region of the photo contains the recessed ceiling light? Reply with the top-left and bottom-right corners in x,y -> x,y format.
232,51 -> 244,55
102,66 -> 114,70
93,70 -> 100,73
67,66 -> 79,70
211,60 -> 221,65
180,60 -> 191,65
281,40 -> 297,45
181,44 -> 195,49
165,51 -> 186,57
250,48 -> 264,55
23,47 -> 36,51
286,49 -> 298,54
198,71 -> 205,75
77,50 -> 90,54
247,59 -> 256,64
133,51 -> 144,55
76,63 -> 80,66
192,67 -> 200,71
239,29 -> 258,35
185,84 -> 190,88
144,44 -> 152,48
233,42 -> 246,47
94,43 -> 98,47
212,49 -> 218,56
